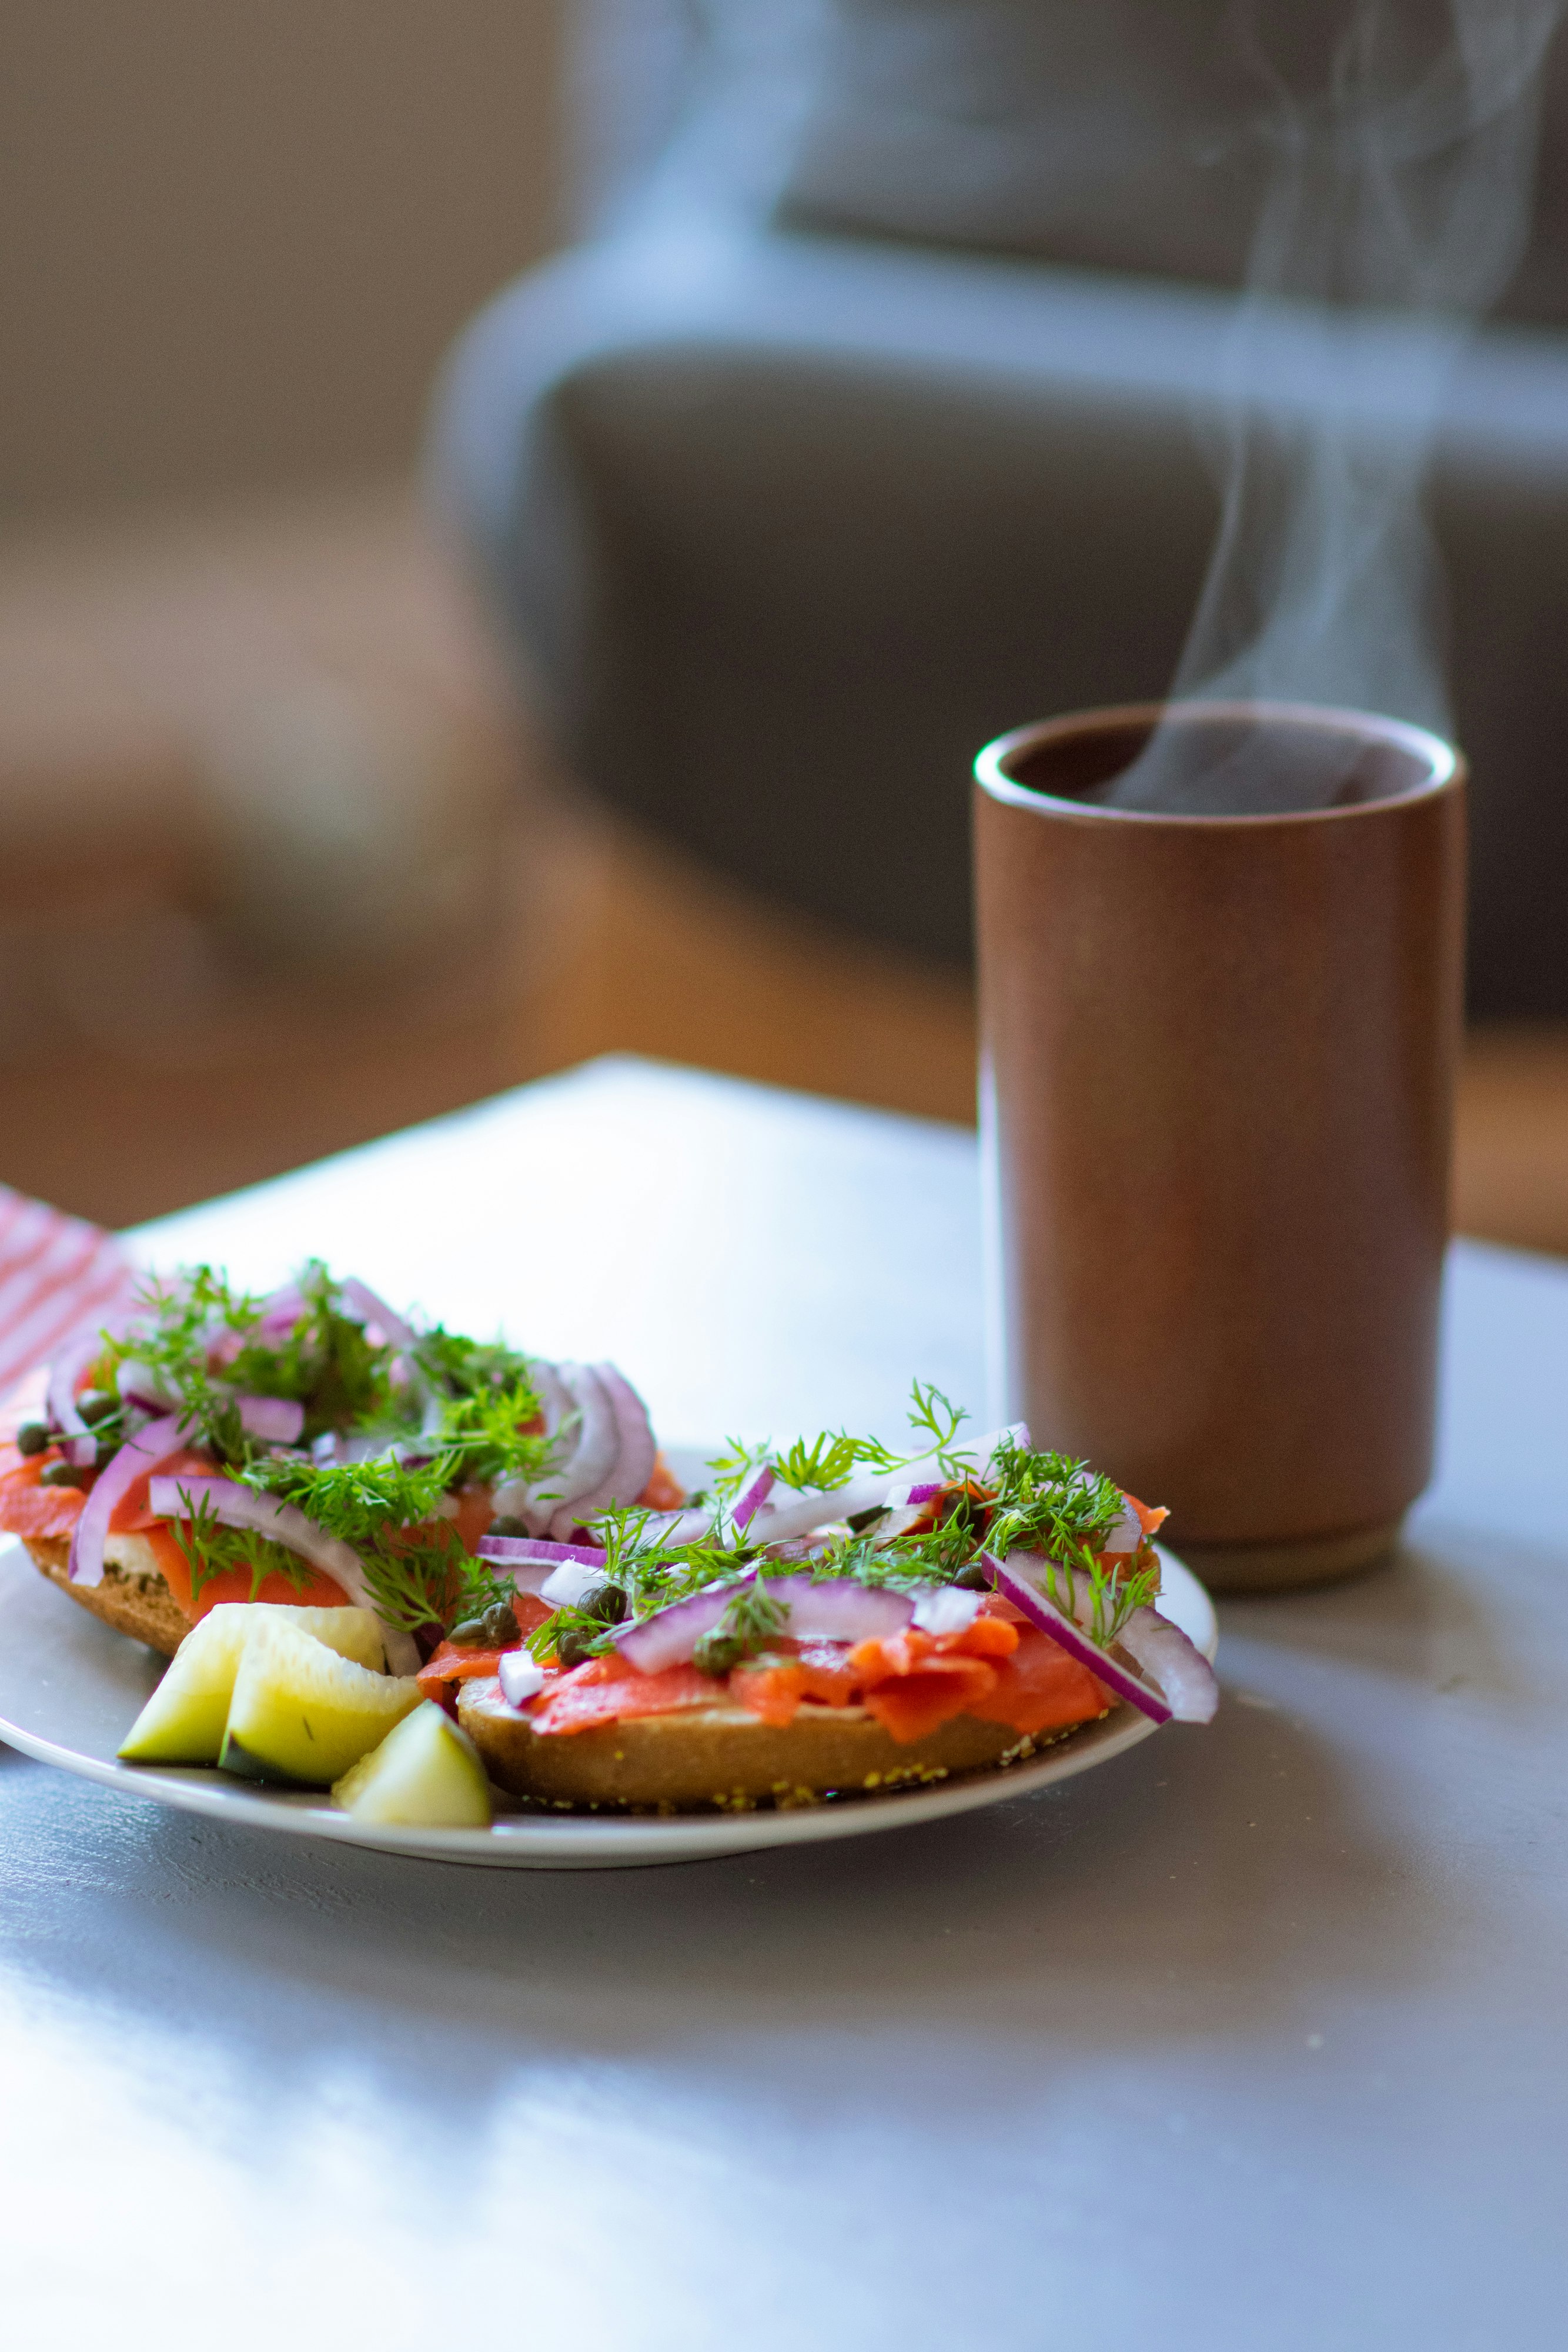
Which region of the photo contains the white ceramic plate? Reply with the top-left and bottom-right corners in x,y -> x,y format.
0,1454 -> 1216,1869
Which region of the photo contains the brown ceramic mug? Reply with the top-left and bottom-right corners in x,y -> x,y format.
973,701 -> 1466,1591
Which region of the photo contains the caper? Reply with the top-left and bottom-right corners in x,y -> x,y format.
480,1599 -> 521,1646
39,1459 -> 88,1489
15,1422 -> 51,1456
846,1505 -> 888,1534
94,1434 -> 121,1469
447,1615 -> 491,1648
691,1628 -> 741,1678
581,1579 -> 626,1625
488,1514 -> 528,1538
554,1623 -> 599,1670
954,1560 -> 991,1591
76,1389 -> 118,1426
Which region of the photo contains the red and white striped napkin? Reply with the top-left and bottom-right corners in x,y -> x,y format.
0,1188 -> 136,1409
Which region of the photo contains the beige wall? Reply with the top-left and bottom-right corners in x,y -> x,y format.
0,1 -> 565,521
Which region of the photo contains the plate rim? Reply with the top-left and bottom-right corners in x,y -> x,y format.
0,1532 -> 1216,1870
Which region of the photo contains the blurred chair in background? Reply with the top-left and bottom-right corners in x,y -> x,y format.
434,0 -> 1568,1022
0,1 -> 1563,1254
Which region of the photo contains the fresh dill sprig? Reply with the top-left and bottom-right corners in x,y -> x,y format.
99,1266 -> 264,1461
168,1492 -> 319,1607
413,1325 -> 538,1401
223,1259 -> 401,1439
706,1382 -> 971,1509
905,1379 -> 971,1475
357,1530 -> 504,1639
432,1374 -> 550,1489
97,1259 -> 409,1458
708,1428 -> 900,1503
240,1451 -> 457,1544
982,1436 -> 1126,1566
691,1573 -> 787,1676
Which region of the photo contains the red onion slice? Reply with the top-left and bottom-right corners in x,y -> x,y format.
616,1571 -> 917,1672
546,1364 -> 620,1536
763,1575 -> 914,1643
236,1394 -> 305,1444
46,1335 -> 106,1467
1114,1603 -> 1219,1725
147,1473 -> 420,1674
497,1652 -> 546,1709
115,1358 -> 181,1413
490,1362 -> 573,1531
69,1411 -> 189,1589
616,1585 -> 734,1675
337,1278 -> 419,1355
986,1551 -> 1172,1725
476,1535 -> 609,1571
731,1465 -> 776,1532
254,1284 -> 305,1341
568,1363 -> 657,1524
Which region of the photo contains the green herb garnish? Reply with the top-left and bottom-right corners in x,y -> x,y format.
168,1492 -> 319,1608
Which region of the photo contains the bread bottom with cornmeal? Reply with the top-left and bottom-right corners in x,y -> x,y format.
24,1535 -> 190,1656
459,1671 -> 1104,1812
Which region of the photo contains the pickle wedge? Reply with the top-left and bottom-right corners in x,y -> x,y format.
333,1700 -> 493,1829
219,1616 -> 420,1786
118,1603 -> 387,1765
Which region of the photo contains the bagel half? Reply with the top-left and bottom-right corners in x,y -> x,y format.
23,1535 -> 189,1656
459,1673 -> 1104,1812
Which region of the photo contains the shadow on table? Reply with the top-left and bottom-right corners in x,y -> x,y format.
0,1651 -> 1491,2138
1212,1528 -> 1537,1703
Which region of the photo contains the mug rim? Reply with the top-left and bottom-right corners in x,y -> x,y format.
974,699 -> 1463,827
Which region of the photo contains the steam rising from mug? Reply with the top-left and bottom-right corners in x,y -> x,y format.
1108,0 -> 1564,816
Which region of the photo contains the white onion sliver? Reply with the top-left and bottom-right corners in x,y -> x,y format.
539,1558 -> 611,1609
745,1472 -> 903,1548
910,1586 -> 983,1635
498,1652 -> 546,1709
1101,1495 -> 1144,1555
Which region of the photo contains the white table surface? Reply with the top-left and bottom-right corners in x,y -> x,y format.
2,1055 -> 1563,2350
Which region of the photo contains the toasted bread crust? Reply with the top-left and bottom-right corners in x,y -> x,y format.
460,1675 -> 1099,1812
24,1535 -> 190,1656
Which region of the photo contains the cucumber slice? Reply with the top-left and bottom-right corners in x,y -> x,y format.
219,1616 -> 421,1786
118,1603 -> 387,1765
333,1700 -> 493,1828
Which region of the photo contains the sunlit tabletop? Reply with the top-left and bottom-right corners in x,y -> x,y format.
2,1055 -> 1564,2349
